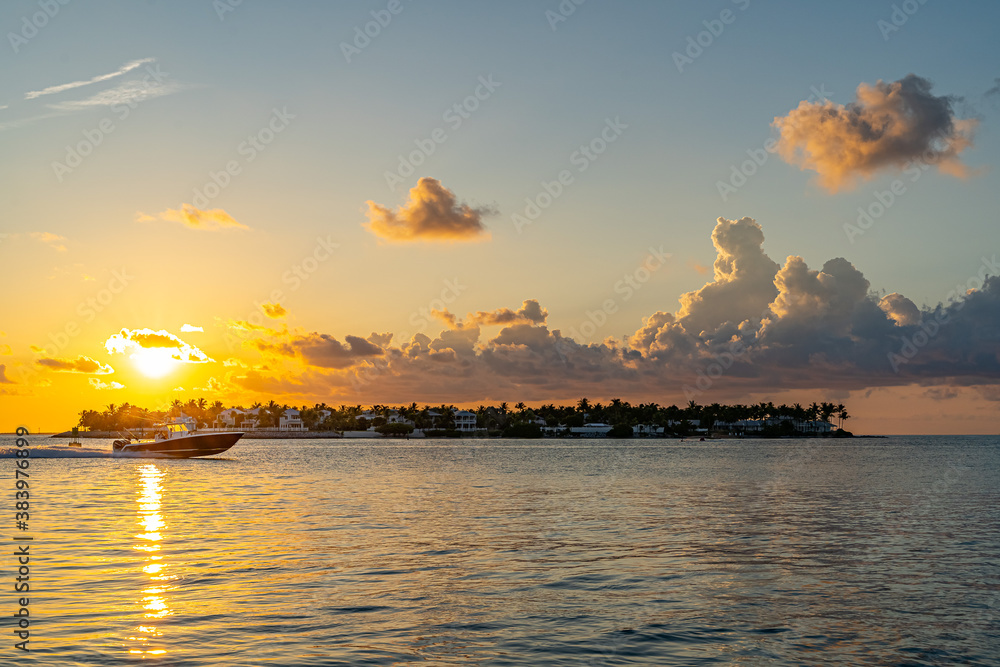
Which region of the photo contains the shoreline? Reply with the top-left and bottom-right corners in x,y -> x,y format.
45,430 -> 885,440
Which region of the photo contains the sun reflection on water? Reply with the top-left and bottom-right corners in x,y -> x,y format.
128,464 -> 173,656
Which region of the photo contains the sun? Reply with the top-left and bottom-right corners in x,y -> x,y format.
132,348 -> 179,378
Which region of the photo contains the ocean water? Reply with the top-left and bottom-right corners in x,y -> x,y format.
1,435 -> 998,666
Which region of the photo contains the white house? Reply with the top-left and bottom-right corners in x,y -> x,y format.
279,408 -> 305,431
214,408 -> 252,429
454,410 -> 478,432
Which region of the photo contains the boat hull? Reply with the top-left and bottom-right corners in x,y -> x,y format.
115,432 -> 244,458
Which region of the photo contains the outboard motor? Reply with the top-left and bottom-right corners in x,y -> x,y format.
112,438 -> 130,452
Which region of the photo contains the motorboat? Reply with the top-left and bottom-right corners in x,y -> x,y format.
113,418 -> 243,458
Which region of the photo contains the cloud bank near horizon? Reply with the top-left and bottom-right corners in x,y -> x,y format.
774,74 -> 977,192
223,217 -> 1000,403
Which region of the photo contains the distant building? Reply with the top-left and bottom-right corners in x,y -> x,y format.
570,423 -> 613,437
279,408 -> 305,431
454,410 -> 477,432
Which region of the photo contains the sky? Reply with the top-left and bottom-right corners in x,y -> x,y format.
1,0 -> 999,434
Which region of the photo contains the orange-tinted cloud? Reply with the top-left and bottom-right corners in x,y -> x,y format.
674,217 -> 780,337
878,293 -> 921,326
89,378 -> 125,390
364,177 -> 492,242
105,328 -> 213,363
29,232 -> 68,251
262,302 -> 287,319
217,217 -> 1000,409
137,204 -> 248,231
433,299 -> 548,329
36,355 -> 114,374
0,364 -> 13,383
774,74 -> 977,192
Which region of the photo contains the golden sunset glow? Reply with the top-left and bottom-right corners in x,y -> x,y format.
131,348 -> 179,379
131,465 -> 171,656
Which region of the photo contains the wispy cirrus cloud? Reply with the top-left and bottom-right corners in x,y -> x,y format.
28,232 -> 68,251
45,78 -> 182,112
24,58 -> 155,100
1,58 -> 186,132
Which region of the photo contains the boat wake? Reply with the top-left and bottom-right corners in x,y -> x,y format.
0,445 -> 111,458
0,446 -> 226,459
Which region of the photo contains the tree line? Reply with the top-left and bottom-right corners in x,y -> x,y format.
77,398 -> 851,435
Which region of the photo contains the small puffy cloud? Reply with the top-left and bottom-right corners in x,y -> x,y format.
262,302 -> 287,319
0,364 -> 13,384
434,299 -> 549,329
181,323 -> 204,333
774,74 -> 977,192
105,328 -> 213,363
29,232 -> 68,251
878,293 -> 921,326
195,377 -> 226,393
364,177 -> 492,242
0,344 -> 11,355
137,204 -> 248,231
89,378 -> 125,390
37,356 -> 114,374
